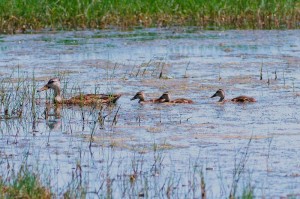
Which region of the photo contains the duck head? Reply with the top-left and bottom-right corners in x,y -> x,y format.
38,78 -> 61,92
211,89 -> 225,102
131,91 -> 145,103
38,78 -> 62,103
158,91 -> 171,102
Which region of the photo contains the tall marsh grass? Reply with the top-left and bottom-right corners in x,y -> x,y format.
0,0 -> 299,33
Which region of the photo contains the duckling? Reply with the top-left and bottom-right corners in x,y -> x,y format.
38,78 -> 121,105
159,91 -> 194,104
131,91 -> 166,103
211,89 -> 256,103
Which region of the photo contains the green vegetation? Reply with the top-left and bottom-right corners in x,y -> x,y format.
0,165 -> 51,199
0,0 -> 299,33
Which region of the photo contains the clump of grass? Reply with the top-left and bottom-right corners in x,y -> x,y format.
0,165 -> 51,199
283,70 -> 286,86
130,60 -> 166,78
183,61 -> 190,78
241,185 -> 254,199
260,63 -> 263,80
229,137 -> 252,199
201,174 -> 206,199
61,156 -> 87,198
0,72 -> 31,120
0,0 -> 299,33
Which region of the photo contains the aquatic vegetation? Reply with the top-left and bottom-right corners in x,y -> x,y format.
0,30 -> 299,198
0,0 -> 299,33
0,165 -> 51,199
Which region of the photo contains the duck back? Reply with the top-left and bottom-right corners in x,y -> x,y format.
64,94 -> 121,105
231,95 -> 256,103
170,98 -> 194,104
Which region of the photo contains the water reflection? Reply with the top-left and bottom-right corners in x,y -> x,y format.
45,104 -> 62,130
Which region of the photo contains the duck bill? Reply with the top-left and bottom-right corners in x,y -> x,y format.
38,85 -> 49,92
158,95 -> 164,100
130,96 -> 137,101
210,93 -> 217,98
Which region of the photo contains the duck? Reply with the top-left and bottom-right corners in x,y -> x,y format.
159,91 -> 194,104
130,91 -> 166,103
211,89 -> 256,103
38,78 -> 121,105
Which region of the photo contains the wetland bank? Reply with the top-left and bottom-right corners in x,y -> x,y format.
0,0 -> 299,33
0,29 -> 300,198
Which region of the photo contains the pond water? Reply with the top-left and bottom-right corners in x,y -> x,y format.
0,28 -> 300,198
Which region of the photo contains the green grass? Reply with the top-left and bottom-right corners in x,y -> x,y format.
0,166 -> 51,199
0,0 -> 299,33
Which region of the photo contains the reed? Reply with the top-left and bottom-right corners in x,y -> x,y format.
0,0 -> 299,33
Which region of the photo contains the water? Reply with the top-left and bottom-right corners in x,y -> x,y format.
0,28 -> 299,198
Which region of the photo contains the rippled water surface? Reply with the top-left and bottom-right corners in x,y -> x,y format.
0,28 -> 300,198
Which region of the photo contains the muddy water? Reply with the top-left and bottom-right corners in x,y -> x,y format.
0,28 -> 299,198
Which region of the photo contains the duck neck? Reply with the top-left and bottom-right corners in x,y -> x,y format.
165,95 -> 171,102
138,95 -> 146,103
138,97 -> 145,103
53,86 -> 62,103
219,96 -> 225,102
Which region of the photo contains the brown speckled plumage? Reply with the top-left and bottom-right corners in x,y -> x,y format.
38,78 -> 121,105
211,89 -> 256,103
